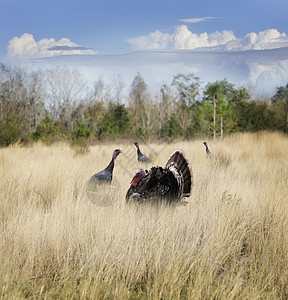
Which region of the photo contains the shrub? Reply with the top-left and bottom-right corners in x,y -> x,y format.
0,116 -> 22,147
161,114 -> 183,138
71,119 -> 93,140
33,115 -> 62,144
99,103 -> 131,137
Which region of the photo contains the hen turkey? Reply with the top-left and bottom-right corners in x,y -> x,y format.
86,148 -> 121,206
126,150 -> 193,205
86,149 -> 121,188
134,141 -> 151,163
203,141 -> 214,157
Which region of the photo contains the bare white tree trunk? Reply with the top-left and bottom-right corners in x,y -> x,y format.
213,95 -> 216,139
220,116 -> 223,140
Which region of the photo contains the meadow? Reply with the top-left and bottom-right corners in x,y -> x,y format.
0,132 -> 288,299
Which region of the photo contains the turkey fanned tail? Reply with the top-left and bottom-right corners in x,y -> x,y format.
165,150 -> 193,198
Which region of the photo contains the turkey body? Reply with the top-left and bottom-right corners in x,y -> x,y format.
87,168 -> 112,184
126,150 -> 193,205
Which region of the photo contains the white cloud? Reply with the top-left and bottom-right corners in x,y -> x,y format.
127,25 -> 237,50
7,28 -> 288,62
224,29 -> 288,51
179,17 -> 216,24
127,26 -> 288,52
6,33 -> 96,59
209,30 -> 237,46
126,30 -> 172,50
172,26 -> 210,49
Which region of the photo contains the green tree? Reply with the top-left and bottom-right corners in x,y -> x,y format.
99,103 -> 131,137
185,102 -> 205,138
84,101 -> 105,137
271,83 -> 288,132
203,80 -> 230,139
234,101 -> 274,132
161,113 -> 183,139
203,80 -> 247,138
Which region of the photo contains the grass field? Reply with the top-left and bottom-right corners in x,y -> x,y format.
0,132 -> 288,299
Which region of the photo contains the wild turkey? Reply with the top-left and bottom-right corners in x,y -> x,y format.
203,142 -> 214,157
86,149 -> 122,188
126,150 -> 193,205
134,141 -> 151,163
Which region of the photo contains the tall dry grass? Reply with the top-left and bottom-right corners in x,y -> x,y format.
0,132 -> 288,299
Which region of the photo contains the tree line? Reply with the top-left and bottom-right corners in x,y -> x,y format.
0,63 -> 287,147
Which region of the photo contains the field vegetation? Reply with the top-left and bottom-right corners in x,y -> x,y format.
0,131 -> 288,299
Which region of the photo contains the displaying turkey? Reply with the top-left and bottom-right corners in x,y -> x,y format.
86,149 -> 122,188
134,141 -> 151,163
203,142 -> 214,157
126,150 -> 193,205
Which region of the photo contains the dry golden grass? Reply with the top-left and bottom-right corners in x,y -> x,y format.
0,132 -> 288,299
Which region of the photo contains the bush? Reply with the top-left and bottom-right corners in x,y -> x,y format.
33,115 -> 62,144
0,116 -> 22,147
161,114 -> 183,138
71,119 -> 93,140
99,103 -> 131,137
69,138 -> 90,156
135,126 -> 147,139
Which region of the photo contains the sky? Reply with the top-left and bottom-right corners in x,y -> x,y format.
1,0 -> 288,96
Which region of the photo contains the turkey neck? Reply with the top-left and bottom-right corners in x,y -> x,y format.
137,148 -> 142,156
105,157 -> 115,173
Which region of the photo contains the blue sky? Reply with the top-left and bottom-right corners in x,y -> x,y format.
1,0 -> 288,95
1,0 -> 287,56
